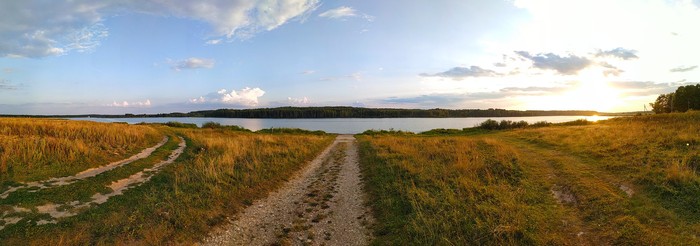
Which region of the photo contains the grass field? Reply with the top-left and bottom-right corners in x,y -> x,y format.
0,118 -> 162,183
358,111 -> 700,245
2,112 -> 699,245
0,120 -> 334,245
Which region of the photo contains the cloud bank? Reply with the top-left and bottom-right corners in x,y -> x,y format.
0,0 -> 320,58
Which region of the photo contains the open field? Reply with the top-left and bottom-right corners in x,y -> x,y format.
0,119 -> 334,245
0,118 -> 162,183
358,111 -> 700,245
1,112 -> 699,245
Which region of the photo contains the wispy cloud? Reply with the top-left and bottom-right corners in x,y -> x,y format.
302,70 -> 316,75
205,39 -> 222,45
319,6 -> 374,21
320,72 -> 362,81
0,79 -> 18,91
595,47 -> 639,60
515,51 -> 592,75
599,62 -> 624,77
170,58 -> 215,71
190,87 -> 266,107
670,65 -> 698,73
420,66 -> 500,80
108,99 -> 152,107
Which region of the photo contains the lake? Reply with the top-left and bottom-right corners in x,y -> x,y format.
68,115 -> 615,134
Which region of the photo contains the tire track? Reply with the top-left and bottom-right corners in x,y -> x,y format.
203,135 -> 374,246
1,136 -> 169,199
0,136 -> 186,230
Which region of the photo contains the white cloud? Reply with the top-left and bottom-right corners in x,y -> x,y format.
0,0 -> 320,58
109,99 -> 152,107
288,96 -> 310,105
206,39 -> 222,45
170,58 -> 215,71
302,70 -> 316,75
319,6 -> 373,21
190,87 -> 266,107
319,6 -> 356,18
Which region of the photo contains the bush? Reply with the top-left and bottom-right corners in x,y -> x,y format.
478,119 -> 530,130
557,119 -> 590,126
361,129 -> 415,136
163,121 -> 198,128
201,122 -> 222,129
256,128 -> 326,135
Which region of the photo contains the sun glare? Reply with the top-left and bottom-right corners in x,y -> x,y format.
562,81 -> 620,112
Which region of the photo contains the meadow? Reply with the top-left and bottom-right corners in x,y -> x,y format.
358,111 -> 700,245
0,119 -> 333,245
0,118 -> 162,183
1,112 -> 698,245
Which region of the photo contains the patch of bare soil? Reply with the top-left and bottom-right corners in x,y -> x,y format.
202,135 -> 374,246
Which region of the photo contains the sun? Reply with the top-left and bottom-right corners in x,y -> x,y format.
561,81 -> 621,112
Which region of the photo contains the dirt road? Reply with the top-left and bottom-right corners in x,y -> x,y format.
203,135 -> 374,246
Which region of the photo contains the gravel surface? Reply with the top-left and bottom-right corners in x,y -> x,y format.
202,135 -> 374,246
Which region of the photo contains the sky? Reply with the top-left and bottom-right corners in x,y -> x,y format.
0,0 -> 699,114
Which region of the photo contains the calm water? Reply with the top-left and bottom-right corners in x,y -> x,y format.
68,116 -> 614,134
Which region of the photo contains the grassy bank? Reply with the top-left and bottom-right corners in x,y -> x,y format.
0,121 -> 334,245
0,118 -> 161,183
358,111 -> 700,245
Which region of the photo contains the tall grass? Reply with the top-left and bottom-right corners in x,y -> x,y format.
358,111 -> 700,245
501,111 -> 700,220
0,128 -> 334,245
0,118 -> 161,182
358,135 -> 571,245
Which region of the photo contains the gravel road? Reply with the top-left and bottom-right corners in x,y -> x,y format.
202,135 -> 374,246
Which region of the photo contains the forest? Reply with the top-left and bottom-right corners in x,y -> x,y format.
138,107 -> 600,118
649,84 -> 700,113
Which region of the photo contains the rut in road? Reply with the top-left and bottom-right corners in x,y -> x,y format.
203,135 -> 374,246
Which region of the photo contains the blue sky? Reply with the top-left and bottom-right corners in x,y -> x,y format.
1,0 -> 699,114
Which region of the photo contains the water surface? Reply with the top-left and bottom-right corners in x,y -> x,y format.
69,116 -> 614,134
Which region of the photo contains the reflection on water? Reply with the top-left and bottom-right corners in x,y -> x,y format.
69,115 -> 616,134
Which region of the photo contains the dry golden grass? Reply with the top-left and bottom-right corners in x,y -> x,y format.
0,126 -> 334,245
359,111 -> 700,245
0,118 -> 161,182
358,135 -> 572,245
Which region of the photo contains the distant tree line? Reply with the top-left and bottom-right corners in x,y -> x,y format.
650,84 -> 700,113
3,107 -> 605,118
180,107 -> 598,118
